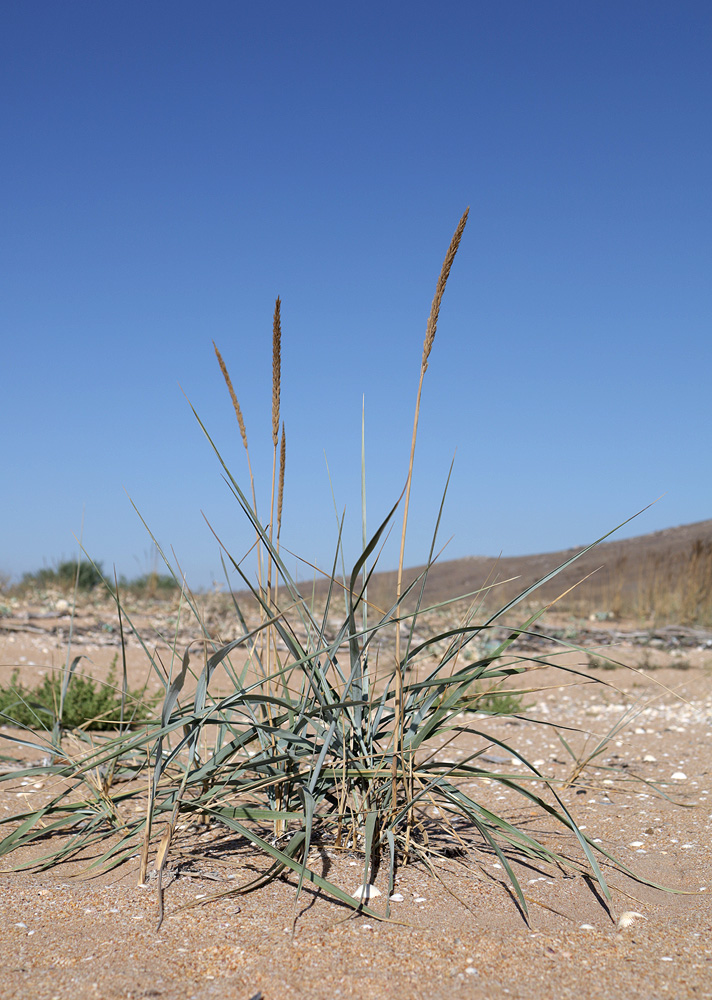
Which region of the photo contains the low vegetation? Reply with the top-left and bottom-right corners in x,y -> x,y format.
0,663 -> 157,731
20,559 -> 105,592
14,562 -> 180,598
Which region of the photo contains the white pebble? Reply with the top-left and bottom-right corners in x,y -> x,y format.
629,841 -> 644,847
351,884 -> 381,900
642,754 -> 657,762
671,772 -> 687,781
579,924 -> 596,930
389,893 -> 404,902
465,967 -> 478,976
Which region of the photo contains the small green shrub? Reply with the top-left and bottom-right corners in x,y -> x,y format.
456,683 -> 524,715
586,653 -> 618,670
21,560 -> 104,592
0,666 -> 157,730
475,685 -> 524,715
117,573 -> 180,597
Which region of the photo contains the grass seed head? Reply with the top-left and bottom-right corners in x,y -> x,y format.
272,296 -> 282,446
422,206 -> 469,374
214,341 -> 250,452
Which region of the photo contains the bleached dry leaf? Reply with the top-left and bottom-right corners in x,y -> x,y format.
155,824 -> 172,872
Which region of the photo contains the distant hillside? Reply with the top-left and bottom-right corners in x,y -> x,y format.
356,519 -> 712,624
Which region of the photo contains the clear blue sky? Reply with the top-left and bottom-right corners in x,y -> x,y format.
2,1 -> 710,590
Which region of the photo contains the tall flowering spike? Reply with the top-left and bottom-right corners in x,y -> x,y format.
272,297 -> 282,447
213,341 -> 249,452
422,207 -> 469,374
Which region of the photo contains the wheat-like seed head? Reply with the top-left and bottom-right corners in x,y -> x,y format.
421,207 -> 469,374
213,341 -> 249,452
272,297 -> 282,447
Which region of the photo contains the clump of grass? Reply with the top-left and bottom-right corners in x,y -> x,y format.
586,653 -> 619,671
0,213 -> 667,925
471,684 -> 525,716
0,664 -> 157,731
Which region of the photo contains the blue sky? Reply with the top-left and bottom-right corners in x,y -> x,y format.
2,1 -> 710,590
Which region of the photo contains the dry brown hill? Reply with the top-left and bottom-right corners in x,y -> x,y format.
356,519 -> 712,624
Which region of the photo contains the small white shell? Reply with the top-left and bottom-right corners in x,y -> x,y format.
389,893 -> 404,902
351,884 -> 382,901
579,924 -> 596,931
617,911 -> 646,930
671,772 -> 687,781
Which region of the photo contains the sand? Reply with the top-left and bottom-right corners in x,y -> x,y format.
0,592 -> 710,1000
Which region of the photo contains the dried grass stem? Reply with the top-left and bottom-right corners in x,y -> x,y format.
277,422 -> 286,542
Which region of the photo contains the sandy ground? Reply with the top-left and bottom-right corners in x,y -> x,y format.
0,592 -> 711,1000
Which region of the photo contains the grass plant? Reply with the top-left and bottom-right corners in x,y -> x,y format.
0,212 -> 668,928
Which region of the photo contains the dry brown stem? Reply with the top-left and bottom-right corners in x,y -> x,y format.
277,421 -> 286,542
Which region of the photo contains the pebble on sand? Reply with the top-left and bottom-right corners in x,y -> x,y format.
351,884 -> 382,900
